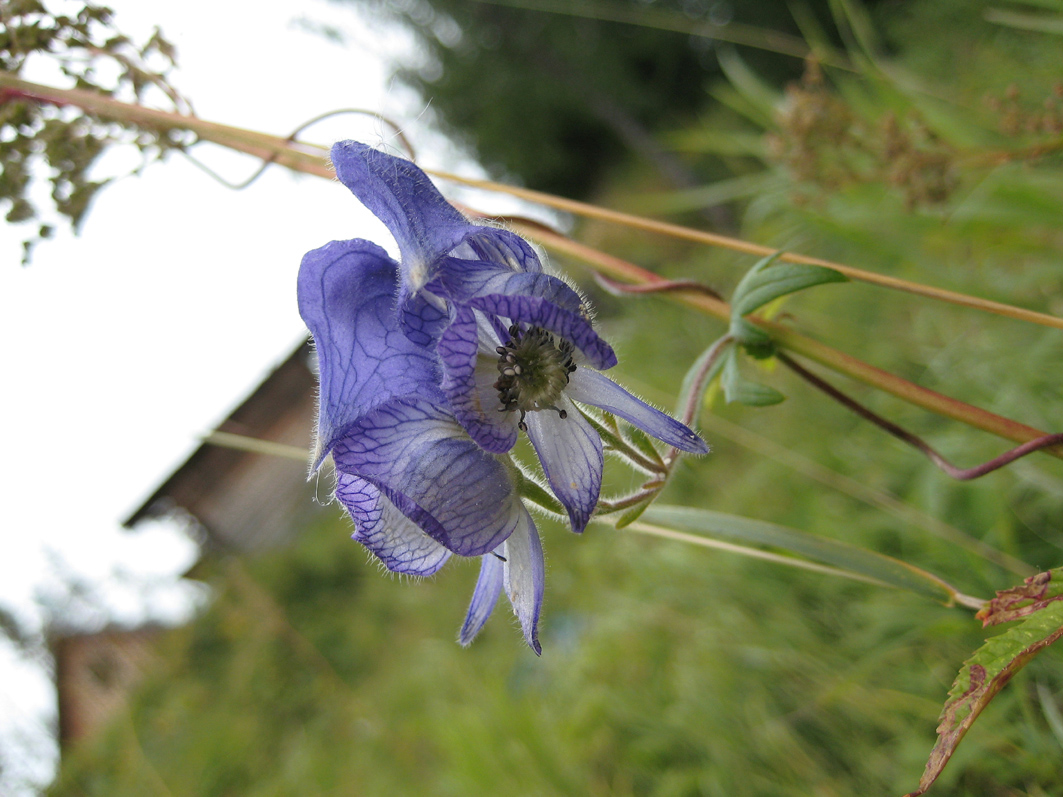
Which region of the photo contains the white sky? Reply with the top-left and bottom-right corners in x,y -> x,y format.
0,1 -> 503,791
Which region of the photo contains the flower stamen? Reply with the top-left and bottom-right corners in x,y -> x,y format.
494,324 -> 577,430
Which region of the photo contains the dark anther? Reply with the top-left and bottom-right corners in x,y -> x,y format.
491,552 -> 508,562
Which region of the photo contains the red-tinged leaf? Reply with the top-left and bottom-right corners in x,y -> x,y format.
906,600 -> 1063,796
976,566 -> 1063,627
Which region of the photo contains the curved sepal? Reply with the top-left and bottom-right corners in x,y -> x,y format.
468,294 -> 617,370
438,305 -> 520,454
297,239 -> 442,466
525,396 -> 603,534
459,551 -> 505,647
566,368 -> 709,454
503,509 -> 545,655
335,472 -> 451,576
331,397 -> 524,557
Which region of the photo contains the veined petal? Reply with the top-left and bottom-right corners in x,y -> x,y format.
566,368 -> 709,454
464,227 -> 543,275
297,239 -> 442,466
459,551 -> 504,647
331,141 -> 469,292
398,286 -> 451,347
439,305 -> 519,453
525,397 -> 603,534
331,397 -> 524,556
468,294 -> 617,370
438,259 -> 583,313
503,510 -> 545,655
331,142 -> 541,295
335,472 -> 451,576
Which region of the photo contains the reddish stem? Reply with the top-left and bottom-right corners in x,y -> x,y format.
778,353 -> 1063,479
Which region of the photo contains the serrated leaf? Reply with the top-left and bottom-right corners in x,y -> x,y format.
976,566 -> 1063,626
721,348 -> 785,406
906,599 -> 1063,796
731,254 -> 848,319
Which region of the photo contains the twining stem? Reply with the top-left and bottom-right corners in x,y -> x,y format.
427,168 -> 1063,332
5,73 -> 1057,459
777,353 -> 1063,480
0,72 -> 333,179
594,272 -> 724,302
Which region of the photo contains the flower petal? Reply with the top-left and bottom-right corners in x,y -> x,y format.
331,141 -> 470,293
331,142 -> 542,294
439,305 -> 519,453
566,368 -> 709,454
458,551 -> 504,647
468,293 -> 617,370
297,239 -> 442,465
503,510 -> 545,655
335,472 -> 451,576
525,397 -> 603,534
463,227 -> 543,275
331,397 -> 524,556
398,287 -> 451,348
438,258 -> 584,313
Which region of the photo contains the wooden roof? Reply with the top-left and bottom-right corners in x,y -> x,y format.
123,341 -> 328,552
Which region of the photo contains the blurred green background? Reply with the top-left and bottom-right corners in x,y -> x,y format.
49,1 -> 1063,794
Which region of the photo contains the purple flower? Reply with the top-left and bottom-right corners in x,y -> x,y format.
298,238 -> 544,651
330,140 -> 544,347
437,292 -> 709,533
330,141 -> 708,535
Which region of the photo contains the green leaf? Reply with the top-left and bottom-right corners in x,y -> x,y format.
721,348 -> 785,406
515,469 -> 565,517
730,253 -> 848,319
907,599 -> 1063,796
727,316 -> 774,355
976,567 -> 1063,626
985,7 -> 1063,34
614,495 -> 656,529
577,407 -> 627,453
716,45 -> 782,119
623,426 -> 665,470
640,504 -> 965,604
629,172 -> 777,214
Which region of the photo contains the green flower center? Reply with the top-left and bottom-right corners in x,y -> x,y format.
494,324 -> 577,430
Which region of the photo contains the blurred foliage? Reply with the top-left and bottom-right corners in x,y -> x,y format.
0,1 -> 187,262
46,0 -> 1063,794
342,0 -> 851,197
